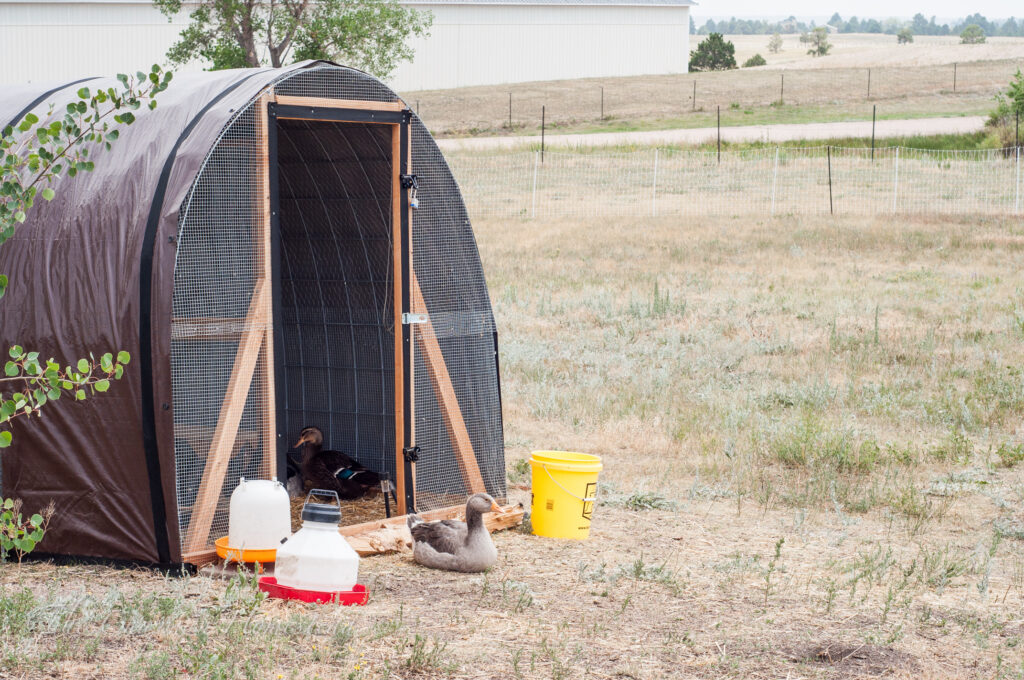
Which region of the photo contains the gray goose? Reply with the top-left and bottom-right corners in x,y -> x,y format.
407,493 -> 505,572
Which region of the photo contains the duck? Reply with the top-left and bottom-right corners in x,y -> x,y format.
407,493 -> 505,572
293,426 -> 382,500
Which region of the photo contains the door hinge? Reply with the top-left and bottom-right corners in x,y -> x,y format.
402,313 -> 427,325
403,445 -> 421,462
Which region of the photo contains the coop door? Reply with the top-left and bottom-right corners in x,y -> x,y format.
267,98 -> 416,515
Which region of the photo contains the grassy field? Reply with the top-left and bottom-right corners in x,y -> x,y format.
3,213 -> 1024,678
401,33 -> 1024,139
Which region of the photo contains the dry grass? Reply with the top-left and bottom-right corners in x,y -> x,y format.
3,214 -> 1024,678
402,34 -> 1024,138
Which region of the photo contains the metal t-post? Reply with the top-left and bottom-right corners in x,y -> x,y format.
871,105 -> 876,161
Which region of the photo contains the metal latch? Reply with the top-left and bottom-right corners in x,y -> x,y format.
401,174 -> 420,209
402,313 -> 427,325
403,445 -> 421,462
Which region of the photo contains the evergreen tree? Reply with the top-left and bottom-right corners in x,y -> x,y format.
689,33 -> 737,71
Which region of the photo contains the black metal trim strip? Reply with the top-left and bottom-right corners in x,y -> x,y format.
268,105 -> 287,481
272,104 -> 406,125
3,77 -> 99,132
139,71 -> 268,565
399,116 -> 415,513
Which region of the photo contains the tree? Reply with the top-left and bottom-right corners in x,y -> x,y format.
0,67 -> 171,447
960,23 -> 986,44
897,27 -> 914,44
743,53 -> 767,68
690,16 -> 696,35
689,33 -> 737,72
827,12 -> 843,28
767,32 -> 783,53
800,27 -> 832,57
154,0 -> 431,78
987,70 -> 1024,147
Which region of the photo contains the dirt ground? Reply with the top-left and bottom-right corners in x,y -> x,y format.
2,213 -> 1024,679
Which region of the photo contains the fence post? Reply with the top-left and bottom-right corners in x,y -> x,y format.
1016,145 -> 1020,215
531,151 -> 539,218
651,148 -> 659,217
953,63 -> 957,92
717,105 -> 721,163
508,93 -> 512,129
867,68 -> 871,98
871,105 -> 876,161
601,86 -> 604,120
827,146 -> 834,215
692,81 -> 696,111
541,105 -> 545,163
780,73 -> 784,104
771,146 -> 779,216
892,146 -> 900,213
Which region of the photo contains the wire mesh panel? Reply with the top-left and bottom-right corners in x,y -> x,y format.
171,103 -> 271,555
410,116 -> 507,508
171,64 -> 507,556
276,119 -> 396,484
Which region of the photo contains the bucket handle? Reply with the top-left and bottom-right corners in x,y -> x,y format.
540,464 -> 598,503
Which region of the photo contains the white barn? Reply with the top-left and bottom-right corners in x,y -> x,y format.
0,0 -> 693,92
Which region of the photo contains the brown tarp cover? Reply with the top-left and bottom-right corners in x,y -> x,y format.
0,64 -> 313,564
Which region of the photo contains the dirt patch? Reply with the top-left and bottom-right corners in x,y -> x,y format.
786,642 -> 918,677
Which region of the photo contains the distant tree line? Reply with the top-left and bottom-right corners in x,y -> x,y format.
695,13 -> 1024,37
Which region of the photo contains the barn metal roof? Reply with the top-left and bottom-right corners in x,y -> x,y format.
7,0 -> 696,4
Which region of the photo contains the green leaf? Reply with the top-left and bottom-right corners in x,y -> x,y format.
0,274 -> 7,299
29,514 -> 42,528
46,388 -> 60,401
117,351 -> 131,364
94,379 -> 110,393
4,362 -> 18,377
74,389 -> 85,401
0,432 -> 10,448
2,498 -> 12,509
13,537 -> 35,553
77,87 -> 91,99
8,345 -> 22,359
41,188 -> 54,201
76,358 -> 89,373
114,365 -> 124,380
24,113 -> 38,125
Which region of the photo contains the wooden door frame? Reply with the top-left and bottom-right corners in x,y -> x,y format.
266,96 -> 416,515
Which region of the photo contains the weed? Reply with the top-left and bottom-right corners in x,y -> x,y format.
404,634 -> 456,673
762,537 -> 785,607
996,442 -> 1024,468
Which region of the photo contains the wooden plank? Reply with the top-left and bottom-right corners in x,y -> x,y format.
341,504 -> 524,557
411,276 -> 487,494
170,317 -> 250,340
274,95 -> 404,112
183,504 -> 524,564
405,125 -> 417,507
183,280 -> 269,555
257,92 -> 276,479
391,123 -> 406,515
182,548 -> 219,566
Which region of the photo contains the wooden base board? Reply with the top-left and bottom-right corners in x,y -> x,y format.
183,503 -> 524,565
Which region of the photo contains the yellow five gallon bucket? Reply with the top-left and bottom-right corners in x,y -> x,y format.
529,451 -> 603,539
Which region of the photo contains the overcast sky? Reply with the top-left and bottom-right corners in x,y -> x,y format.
693,0 -> 1018,21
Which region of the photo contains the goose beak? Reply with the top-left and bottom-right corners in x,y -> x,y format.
293,435 -> 307,448
490,501 -> 505,513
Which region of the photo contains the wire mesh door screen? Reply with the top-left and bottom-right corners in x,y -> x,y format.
170,65 -> 507,560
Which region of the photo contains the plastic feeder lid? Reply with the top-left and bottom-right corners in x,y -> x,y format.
302,502 -> 341,524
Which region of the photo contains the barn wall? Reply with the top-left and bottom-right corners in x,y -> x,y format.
393,4 -> 691,91
0,1 -> 690,91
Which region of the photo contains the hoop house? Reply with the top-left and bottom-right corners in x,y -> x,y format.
0,62 -> 505,565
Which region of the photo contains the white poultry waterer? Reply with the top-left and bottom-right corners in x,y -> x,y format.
259,489 -> 367,605
219,477 -> 291,563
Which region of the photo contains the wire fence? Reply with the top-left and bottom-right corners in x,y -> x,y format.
449,146 -> 1024,218
412,59 -> 1024,135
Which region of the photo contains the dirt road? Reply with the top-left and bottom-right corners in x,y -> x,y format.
435,115 -> 986,151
